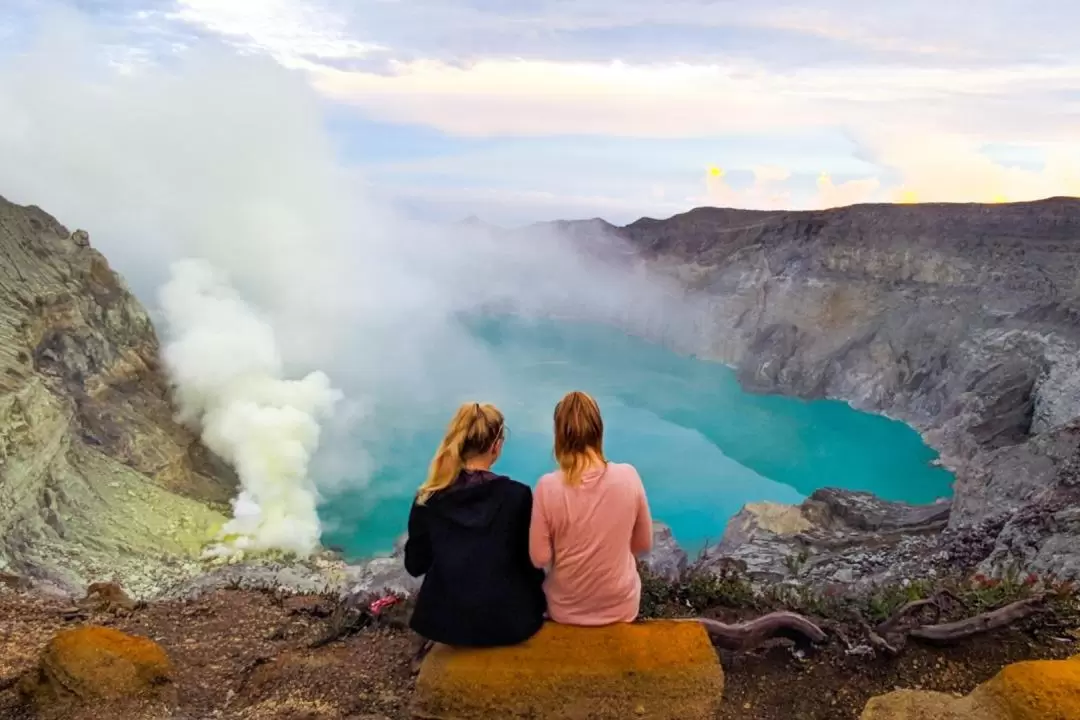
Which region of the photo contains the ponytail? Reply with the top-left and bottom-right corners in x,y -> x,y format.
417,402 -> 505,504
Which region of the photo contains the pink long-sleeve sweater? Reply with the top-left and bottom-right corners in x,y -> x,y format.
528,462 -> 653,626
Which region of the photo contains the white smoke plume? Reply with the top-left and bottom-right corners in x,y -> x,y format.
159,259 -> 342,557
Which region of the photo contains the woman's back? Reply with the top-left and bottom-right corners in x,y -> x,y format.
406,470 -> 546,646
404,401 -> 545,648
530,462 -> 652,625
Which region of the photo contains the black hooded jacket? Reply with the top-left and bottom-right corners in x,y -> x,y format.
404,470 -> 546,647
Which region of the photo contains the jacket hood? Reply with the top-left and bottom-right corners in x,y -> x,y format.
426,470 -> 508,528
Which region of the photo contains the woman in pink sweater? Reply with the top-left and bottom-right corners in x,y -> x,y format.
528,391 -> 654,626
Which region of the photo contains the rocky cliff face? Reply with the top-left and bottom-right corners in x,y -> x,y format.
557,199 -> 1080,585
0,195 -> 235,597
618,200 -> 1080,452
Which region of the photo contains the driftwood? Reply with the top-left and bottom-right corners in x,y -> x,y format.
689,612 -> 827,651
910,595 -> 1046,645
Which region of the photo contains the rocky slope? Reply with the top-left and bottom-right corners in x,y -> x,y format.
0,195 -> 236,597
563,198 -> 1080,586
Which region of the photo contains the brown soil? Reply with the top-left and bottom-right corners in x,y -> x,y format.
1,589 -> 1077,720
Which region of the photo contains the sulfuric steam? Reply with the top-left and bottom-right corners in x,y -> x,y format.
159,259 -> 341,558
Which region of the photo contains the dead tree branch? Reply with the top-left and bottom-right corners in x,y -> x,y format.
876,598 -> 941,637
690,612 -> 827,651
909,595 -> 1046,645
857,613 -> 903,656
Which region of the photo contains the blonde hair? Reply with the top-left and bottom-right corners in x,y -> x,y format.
417,402 -> 505,504
553,391 -> 607,487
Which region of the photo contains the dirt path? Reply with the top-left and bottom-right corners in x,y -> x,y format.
2,589 -> 1076,719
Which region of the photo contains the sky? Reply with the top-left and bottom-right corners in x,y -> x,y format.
3,0 -> 1080,225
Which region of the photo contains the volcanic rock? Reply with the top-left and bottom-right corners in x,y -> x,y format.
0,194 -> 236,597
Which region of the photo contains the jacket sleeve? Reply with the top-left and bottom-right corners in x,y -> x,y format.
404,500 -> 433,577
630,470 -> 654,556
519,488 -> 548,585
528,481 -> 553,569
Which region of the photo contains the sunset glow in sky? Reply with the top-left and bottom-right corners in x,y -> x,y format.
3,0 -> 1080,225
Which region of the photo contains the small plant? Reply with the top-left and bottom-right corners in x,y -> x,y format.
637,560 -> 758,618
758,583 -> 796,609
680,565 -> 757,612
865,586 -> 911,623
638,562 -> 681,618
904,578 -> 934,602
784,549 -> 810,577
963,564 -> 1035,614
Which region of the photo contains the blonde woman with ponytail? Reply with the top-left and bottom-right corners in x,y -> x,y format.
404,402 -> 546,648
529,391 -> 654,626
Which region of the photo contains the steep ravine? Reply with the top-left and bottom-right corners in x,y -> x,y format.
0,195 -> 237,597
573,199 -> 1080,586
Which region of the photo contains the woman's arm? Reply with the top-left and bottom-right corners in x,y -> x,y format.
630,472 -> 654,556
528,481 -> 553,569
404,500 -> 433,577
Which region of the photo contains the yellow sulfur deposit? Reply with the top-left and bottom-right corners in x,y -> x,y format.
20,625 -> 175,717
861,655 -> 1080,720
975,654 -> 1080,720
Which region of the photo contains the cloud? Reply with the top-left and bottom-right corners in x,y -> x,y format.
703,165 -> 793,209
755,1 -> 1078,64
150,0 -> 1080,154
382,183 -> 692,226
6,1 -> 1079,226
168,0 -> 385,66
815,173 -> 880,209
155,0 -> 1080,74
311,59 -> 811,137
858,131 -> 1080,204
302,56 -> 1080,144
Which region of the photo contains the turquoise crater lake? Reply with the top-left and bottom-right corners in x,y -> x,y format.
320,317 -> 954,559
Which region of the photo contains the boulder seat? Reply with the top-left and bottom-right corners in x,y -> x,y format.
412,620 -> 724,719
